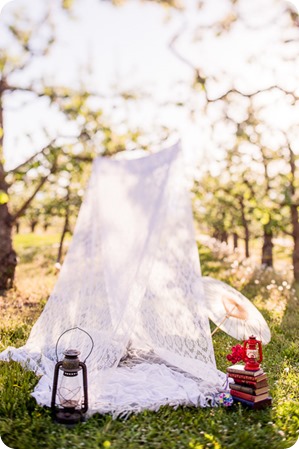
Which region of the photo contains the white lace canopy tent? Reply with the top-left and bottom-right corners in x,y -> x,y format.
0,142 -> 226,417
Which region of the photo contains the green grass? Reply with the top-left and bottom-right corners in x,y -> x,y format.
14,232 -> 69,249
0,236 -> 298,449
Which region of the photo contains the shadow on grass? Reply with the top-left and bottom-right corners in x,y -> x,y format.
18,246 -> 58,265
198,243 -> 231,278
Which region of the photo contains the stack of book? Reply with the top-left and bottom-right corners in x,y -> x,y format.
227,364 -> 272,409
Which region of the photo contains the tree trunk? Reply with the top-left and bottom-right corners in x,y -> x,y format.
261,227 -> 273,267
57,215 -> 69,265
0,164 -> 17,290
239,197 -> 250,258
0,84 -> 17,290
56,192 -> 70,265
220,230 -> 228,243
233,232 -> 238,250
30,220 -> 38,233
291,204 -> 299,282
244,230 -> 250,258
286,144 -> 299,282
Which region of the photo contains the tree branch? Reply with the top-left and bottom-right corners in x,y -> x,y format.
168,20 -> 299,103
282,229 -> 294,237
169,21 -> 198,73
11,156 -> 58,222
209,85 -> 299,102
4,82 -> 110,101
72,154 -> 94,163
11,175 -> 50,222
8,139 -> 57,174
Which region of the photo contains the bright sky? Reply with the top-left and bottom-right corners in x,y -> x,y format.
1,0 -> 299,171
2,0 -> 200,169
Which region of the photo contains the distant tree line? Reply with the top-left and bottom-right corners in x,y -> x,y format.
192,118 -> 299,281
166,0 -> 299,281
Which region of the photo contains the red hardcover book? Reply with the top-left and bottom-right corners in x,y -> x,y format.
229,383 -> 269,395
227,364 -> 263,376
228,372 -> 267,383
232,378 -> 269,388
230,389 -> 270,403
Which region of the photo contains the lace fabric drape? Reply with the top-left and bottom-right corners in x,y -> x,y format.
0,142 -> 225,417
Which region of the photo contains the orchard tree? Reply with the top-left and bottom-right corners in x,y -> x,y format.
0,3 -> 145,289
280,133 -> 299,281
0,6 -> 56,289
223,114 -> 284,268
173,0 -> 299,273
194,165 -> 255,259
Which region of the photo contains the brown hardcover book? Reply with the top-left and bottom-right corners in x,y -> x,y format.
232,378 -> 269,388
233,396 -> 272,409
228,372 -> 268,383
227,364 -> 263,376
229,383 -> 269,395
230,389 -> 270,402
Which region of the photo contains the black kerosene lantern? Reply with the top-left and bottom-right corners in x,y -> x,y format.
51,327 -> 94,425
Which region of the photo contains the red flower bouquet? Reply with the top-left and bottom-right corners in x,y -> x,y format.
226,344 -> 245,364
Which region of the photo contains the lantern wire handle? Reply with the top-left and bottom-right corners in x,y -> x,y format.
55,327 -> 94,363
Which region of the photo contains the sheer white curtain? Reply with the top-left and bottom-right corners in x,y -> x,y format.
0,142 -> 225,417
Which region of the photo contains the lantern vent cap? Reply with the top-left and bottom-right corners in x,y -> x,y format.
63,349 -> 81,358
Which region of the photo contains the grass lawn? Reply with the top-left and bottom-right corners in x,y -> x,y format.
0,233 -> 298,449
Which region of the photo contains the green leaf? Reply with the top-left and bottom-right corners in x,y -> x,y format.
260,212 -> 270,225
0,190 -> 9,205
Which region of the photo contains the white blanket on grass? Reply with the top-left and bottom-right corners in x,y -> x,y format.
0,142 -> 225,417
